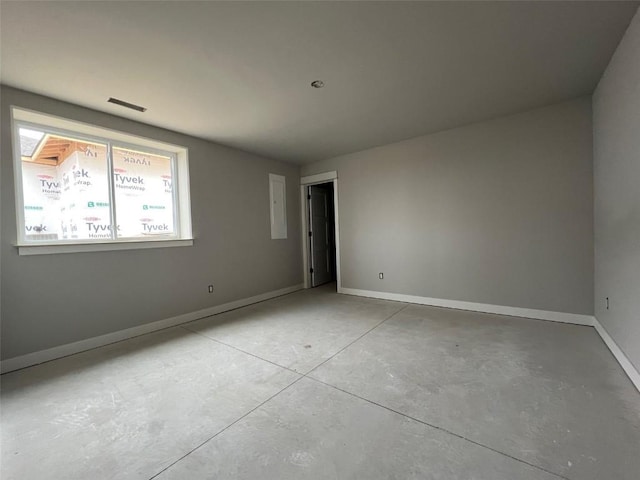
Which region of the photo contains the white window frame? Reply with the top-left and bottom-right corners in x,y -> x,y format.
11,107 -> 193,255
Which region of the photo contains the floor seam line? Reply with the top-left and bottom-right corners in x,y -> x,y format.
303,304 -> 410,377
147,375 -> 305,480
180,325 -> 299,374
304,376 -> 569,480
155,301 -> 410,478
164,296 -> 561,479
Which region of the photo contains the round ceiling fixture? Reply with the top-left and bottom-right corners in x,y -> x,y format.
311,80 -> 325,89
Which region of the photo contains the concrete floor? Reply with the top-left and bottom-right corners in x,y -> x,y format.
2,285 -> 639,479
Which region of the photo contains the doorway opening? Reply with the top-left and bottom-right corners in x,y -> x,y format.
300,171 -> 340,291
307,182 -> 337,289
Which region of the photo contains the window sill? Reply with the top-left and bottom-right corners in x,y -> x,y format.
17,239 -> 194,256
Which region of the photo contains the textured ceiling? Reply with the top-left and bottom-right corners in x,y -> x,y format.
1,1 -> 638,164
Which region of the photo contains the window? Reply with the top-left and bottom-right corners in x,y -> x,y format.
12,108 -> 192,255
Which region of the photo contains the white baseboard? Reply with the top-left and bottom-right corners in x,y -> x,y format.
593,318 -> 640,392
339,287 -> 640,392
5,283 -> 638,394
339,287 -> 594,325
1,284 -> 303,374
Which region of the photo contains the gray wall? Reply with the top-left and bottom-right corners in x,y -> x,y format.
303,98 -> 594,315
1,86 -> 302,360
593,8 -> 640,372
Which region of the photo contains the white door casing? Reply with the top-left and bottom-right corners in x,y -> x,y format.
300,171 -> 340,290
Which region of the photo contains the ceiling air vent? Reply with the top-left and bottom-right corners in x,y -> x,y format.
107,97 -> 147,112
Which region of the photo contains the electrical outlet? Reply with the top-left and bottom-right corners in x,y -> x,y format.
606,297 -> 609,310
379,272 -> 384,280
208,285 -> 214,293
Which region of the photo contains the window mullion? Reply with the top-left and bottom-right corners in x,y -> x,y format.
106,142 -> 118,241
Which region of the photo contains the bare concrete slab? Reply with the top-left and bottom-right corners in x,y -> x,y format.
310,303 -> 640,480
1,327 -> 299,480
2,288 -> 639,479
156,377 -> 560,480
186,285 -> 405,373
